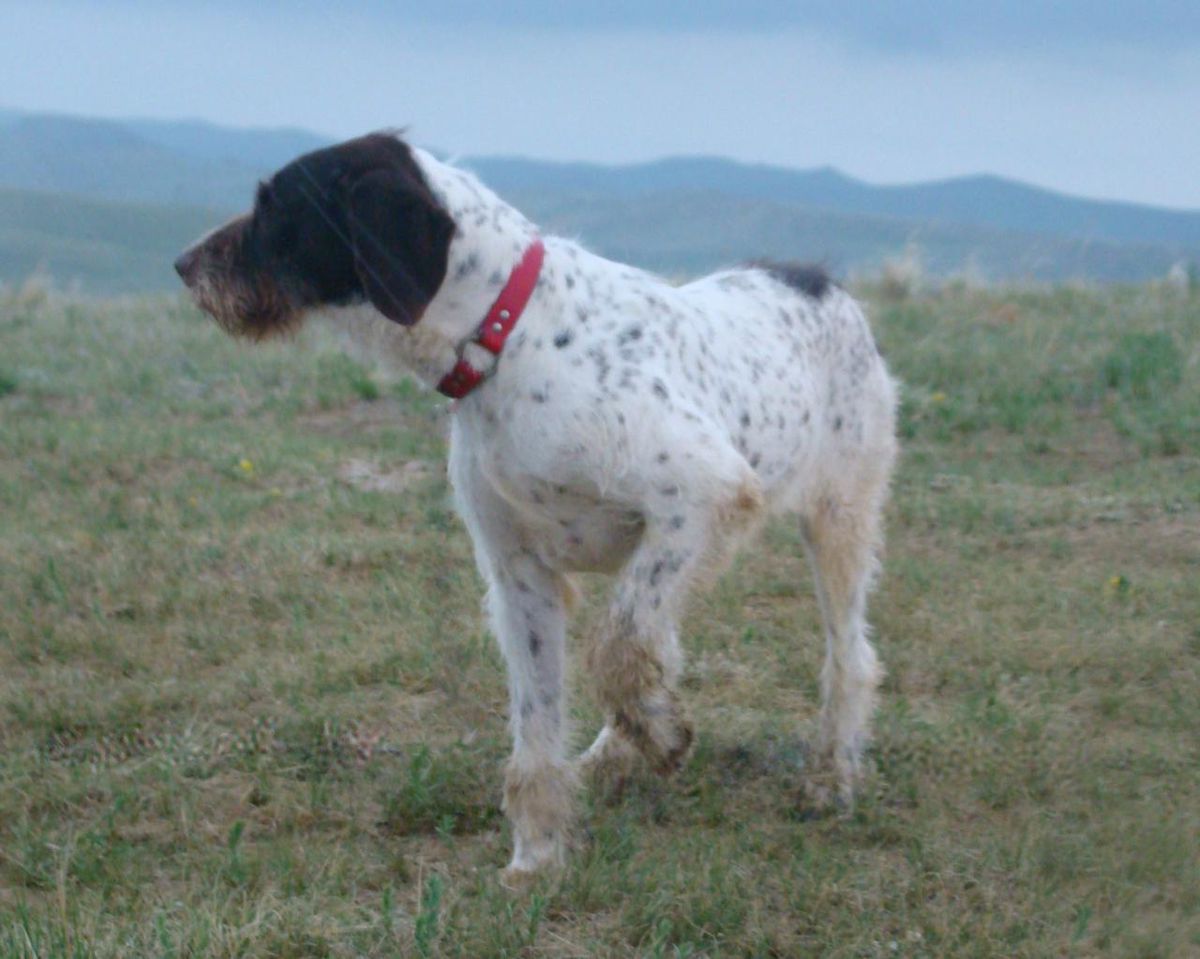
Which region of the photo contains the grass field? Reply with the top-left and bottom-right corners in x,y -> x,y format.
1,282 -> 1197,957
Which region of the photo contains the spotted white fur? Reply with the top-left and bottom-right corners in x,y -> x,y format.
327,144 -> 899,880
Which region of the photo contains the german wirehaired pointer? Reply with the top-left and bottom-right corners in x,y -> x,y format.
175,132 -> 898,882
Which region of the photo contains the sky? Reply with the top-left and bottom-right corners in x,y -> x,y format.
3,1 -> 1199,209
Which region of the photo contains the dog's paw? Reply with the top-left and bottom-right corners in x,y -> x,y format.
802,744 -> 862,817
613,695 -> 694,777
577,726 -> 639,802
800,778 -> 852,818
499,863 -> 554,894
499,836 -> 569,893
649,715 -> 694,777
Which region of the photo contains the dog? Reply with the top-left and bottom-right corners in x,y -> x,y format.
175,131 -> 898,882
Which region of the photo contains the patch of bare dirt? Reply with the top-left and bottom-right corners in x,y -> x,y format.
337,458 -> 436,493
301,398 -> 444,436
1055,510 -> 1199,568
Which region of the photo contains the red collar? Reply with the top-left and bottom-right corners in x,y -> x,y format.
437,238 -> 545,399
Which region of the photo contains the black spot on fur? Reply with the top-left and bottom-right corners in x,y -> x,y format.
454,251 -> 480,281
554,330 -> 573,349
751,260 -> 833,300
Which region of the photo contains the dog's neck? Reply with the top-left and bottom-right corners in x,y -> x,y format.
391,149 -> 541,388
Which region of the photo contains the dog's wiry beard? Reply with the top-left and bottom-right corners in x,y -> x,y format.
187,268 -> 307,341
182,221 -> 309,341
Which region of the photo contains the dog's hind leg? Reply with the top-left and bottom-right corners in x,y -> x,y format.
800,470 -> 891,809
585,439 -> 765,779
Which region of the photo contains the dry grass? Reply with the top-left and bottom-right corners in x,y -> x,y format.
0,285 -> 1197,957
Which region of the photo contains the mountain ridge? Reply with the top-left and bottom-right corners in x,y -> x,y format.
460,154 -> 1200,251
0,109 -> 1195,290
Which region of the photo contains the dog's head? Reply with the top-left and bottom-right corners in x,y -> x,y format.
174,133 -> 456,338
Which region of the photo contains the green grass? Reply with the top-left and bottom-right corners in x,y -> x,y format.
1,284 -> 1197,957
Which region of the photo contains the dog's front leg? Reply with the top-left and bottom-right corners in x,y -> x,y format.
485,554 -> 577,883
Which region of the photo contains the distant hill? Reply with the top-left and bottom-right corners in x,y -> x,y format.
0,183 -> 1180,296
502,188 -> 1187,283
464,155 -> 1200,254
0,109 -> 1195,290
0,113 -> 280,209
123,117 -> 330,173
0,187 -> 223,294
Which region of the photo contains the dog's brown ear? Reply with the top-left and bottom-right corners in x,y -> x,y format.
346,169 -> 455,325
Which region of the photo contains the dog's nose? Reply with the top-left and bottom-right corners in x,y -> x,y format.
174,247 -> 201,285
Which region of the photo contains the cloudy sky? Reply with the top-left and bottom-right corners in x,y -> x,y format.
3,1 -> 1198,208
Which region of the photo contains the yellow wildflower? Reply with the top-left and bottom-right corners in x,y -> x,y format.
1106,574 -> 1129,595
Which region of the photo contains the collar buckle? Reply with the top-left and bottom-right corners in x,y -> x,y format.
437,238 -> 545,400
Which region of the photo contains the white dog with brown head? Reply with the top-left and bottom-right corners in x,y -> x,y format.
176,131 -> 898,883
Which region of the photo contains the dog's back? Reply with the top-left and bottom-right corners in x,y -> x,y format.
674,267 -> 897,514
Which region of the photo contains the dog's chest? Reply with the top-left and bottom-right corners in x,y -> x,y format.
478,437 -> 645,571
521,490 -> 644,573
